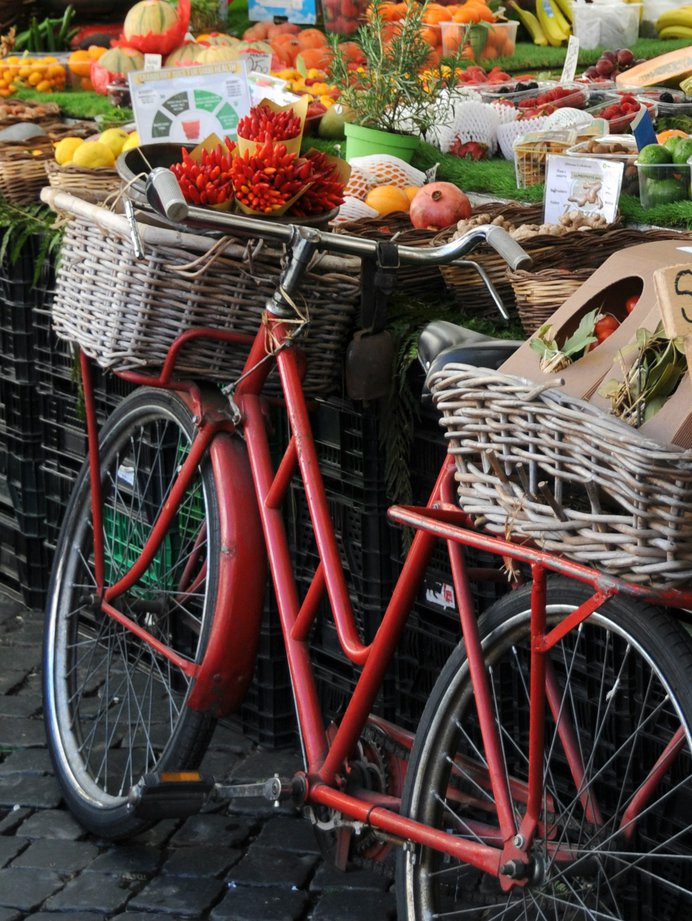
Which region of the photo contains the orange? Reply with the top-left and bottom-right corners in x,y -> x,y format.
365,184 -> 411,215
68,49 -> 92,79
404,185 -> 419,202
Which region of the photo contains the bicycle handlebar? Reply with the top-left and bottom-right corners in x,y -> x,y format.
147,168 -> 532,273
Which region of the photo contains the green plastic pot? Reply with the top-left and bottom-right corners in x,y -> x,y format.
344,123 -> 419,163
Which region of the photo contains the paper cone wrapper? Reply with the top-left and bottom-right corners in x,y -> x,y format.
236,95 -> 309,158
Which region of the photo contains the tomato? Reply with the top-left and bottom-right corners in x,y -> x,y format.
624,295 -> 639,314
594,315 -> 620,342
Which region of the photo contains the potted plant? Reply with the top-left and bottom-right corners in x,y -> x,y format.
329,0 -> 453,162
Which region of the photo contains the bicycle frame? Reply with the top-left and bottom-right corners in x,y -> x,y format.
77,291 -> 692,885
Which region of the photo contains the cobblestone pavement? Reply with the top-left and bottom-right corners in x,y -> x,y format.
0,591 -> 397,921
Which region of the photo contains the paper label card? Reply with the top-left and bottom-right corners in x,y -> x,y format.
543,154 -> 624,225
248,0 -> 318,23
129,63 -> 251,145
654,262 -> 692,370
560,36 -> 580,84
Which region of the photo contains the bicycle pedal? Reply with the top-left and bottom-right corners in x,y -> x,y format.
128,771 -> 214,820
215,774 -> 299,804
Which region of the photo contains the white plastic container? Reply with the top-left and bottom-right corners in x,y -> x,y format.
572,1 -> 642,50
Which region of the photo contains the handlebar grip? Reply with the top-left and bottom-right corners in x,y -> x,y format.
147,167 -> 189,224
485,224 -> 532,272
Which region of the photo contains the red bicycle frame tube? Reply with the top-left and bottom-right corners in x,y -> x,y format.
79,304 -> 692,871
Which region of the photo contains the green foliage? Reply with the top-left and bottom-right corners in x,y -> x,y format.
329,0 -> 455,135
0,202 -> 62,285
598,323 -> 688,427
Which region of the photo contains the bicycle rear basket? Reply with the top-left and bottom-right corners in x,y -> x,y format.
47,194 -> 360,396
430,364 -> 692,588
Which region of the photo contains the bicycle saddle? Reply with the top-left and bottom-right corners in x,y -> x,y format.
418,320 -> 521,381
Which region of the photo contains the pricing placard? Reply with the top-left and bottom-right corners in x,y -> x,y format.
543,154 -> 624,226
129,63 -> 251,145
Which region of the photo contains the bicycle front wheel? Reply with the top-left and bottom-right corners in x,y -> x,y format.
397,578 -> 692,921
43,388 -> 222,840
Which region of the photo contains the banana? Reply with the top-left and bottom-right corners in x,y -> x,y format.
553,0 -> 573,24
658,24 -> 692,39
535,0 -> 569,46
656,5 -> 692,32
508,0 -> 548,45
547,0 -> 572,33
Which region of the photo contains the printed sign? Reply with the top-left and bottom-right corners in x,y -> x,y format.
543,154 -> 623,226
560,36 -> 579,84
248,0 -> 318,23
654,262 -> 692,369
129,63 -> 251,145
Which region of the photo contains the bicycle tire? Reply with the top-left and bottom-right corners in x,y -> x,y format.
397,577 -> 692,921
43,388 -> 222,840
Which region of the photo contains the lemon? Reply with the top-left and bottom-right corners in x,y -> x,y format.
71,141 -> 116,169
121,130 -> 140,152
54,136 -> 84,165
98,127 -> 130,158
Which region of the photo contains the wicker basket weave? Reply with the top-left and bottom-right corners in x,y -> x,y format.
45,161 -> 122,204
48,192 -> 360,396
508,226 -> 692,334
0,138 -> 53,204
334,211 -> 444,298
431,364 -> 692,588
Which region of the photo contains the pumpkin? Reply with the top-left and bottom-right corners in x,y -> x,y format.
122,0 -> 190,55
364,185 -> 411,215
90,46 -> 144,95
164,41 -> 205,66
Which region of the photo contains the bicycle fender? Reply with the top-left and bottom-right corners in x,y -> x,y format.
188,428 -> 266,717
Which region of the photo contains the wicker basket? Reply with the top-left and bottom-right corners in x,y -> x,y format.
508,226 -> 692,334
433,202 -> 548,320
510,267 -> 594,335
47,192 -> 360,396
335,211 -> 444,298
431,364 -> 692,588
0,98 -> 59,127
45,161 -> 122,204
0,138 -> 53,204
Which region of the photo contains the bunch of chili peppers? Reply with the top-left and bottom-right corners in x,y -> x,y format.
288,149 -> 346,217
237,103 -> 302,143
230,139 -> 313,214
169,137 -> 236,207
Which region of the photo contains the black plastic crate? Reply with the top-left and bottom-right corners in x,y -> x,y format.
312,646 -> 397,725
0,378 -> 43,442
311,395 -> 388,504
289,482 -> 395,617
0,507 -> 49,608
43,462 -> 80,552
0,509 -> 23,602
40,391 -> 89,467
395,622 -> 458,732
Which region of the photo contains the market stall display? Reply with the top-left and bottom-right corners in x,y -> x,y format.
0,0 -> 690,753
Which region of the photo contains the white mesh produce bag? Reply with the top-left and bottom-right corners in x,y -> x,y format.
497,116 -> 553,159
332,196 -> 379,223
343,165 -> 379,201
427,99 -> 501,155
544,107 -> 595,130
346,154 -> 427,191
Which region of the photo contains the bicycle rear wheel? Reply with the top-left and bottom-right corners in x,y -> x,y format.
43,388 -> 222,840
397,578 -> 692,921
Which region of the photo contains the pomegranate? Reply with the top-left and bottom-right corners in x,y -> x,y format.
409,182 -> 471,231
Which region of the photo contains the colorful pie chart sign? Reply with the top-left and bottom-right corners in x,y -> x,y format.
129,63 -> 252,146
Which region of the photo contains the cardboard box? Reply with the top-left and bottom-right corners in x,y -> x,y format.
501,239 -> 692,401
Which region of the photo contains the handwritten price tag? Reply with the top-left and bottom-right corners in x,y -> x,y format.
653,263 -> 692,369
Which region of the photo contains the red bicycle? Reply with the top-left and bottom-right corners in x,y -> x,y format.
42,172 -> 692,921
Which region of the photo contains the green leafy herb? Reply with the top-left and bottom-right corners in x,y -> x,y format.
529,308 -> 599,373
597,323 -> 687,427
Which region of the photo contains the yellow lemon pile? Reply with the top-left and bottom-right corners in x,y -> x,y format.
54,129 -> 139,169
